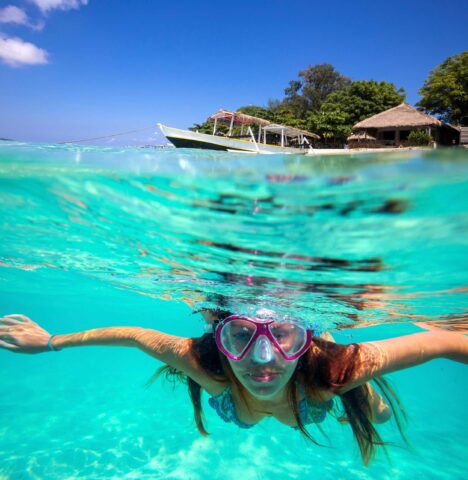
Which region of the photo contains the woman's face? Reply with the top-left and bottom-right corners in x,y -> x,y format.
226,338 -> 298,400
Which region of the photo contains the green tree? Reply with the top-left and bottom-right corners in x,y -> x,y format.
260,101 -> 308,130
299,64 -> 351,112
267,65 -> 351,132
236,105 -> 275,121
282,79 -> 310,119
309,107 -> 351,142
417,51 -> 468,125
308,81 -> 406,142
189,120 -> 217,134
190,105 -> 275,136
276,64 -> 351,119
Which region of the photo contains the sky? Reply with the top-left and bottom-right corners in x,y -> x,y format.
0,0 -> 467,146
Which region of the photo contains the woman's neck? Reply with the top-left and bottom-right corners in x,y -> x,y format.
243,386 -> 291,411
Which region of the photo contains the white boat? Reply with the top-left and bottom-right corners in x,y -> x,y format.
158,110 -> 320,154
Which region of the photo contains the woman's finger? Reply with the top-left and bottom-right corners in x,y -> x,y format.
0,332 -> 17,342
5,314 -> 32,323
0,339 -> 20,351
0,317 -> 24,325
0,325 -> 18,332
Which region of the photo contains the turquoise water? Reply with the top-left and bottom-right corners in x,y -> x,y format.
0,142 -> 467,479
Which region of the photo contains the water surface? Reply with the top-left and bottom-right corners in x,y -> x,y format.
0,142 -> 467,479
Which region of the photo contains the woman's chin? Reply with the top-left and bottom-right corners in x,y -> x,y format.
243,375 -> 284,397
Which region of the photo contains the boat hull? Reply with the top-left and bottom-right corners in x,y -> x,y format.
158,124 -> 308,154
165,135 -> 232,151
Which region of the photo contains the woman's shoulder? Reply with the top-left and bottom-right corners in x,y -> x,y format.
203,380 -> 230,397
319,331 -> 335,342
299,383 -> 335,403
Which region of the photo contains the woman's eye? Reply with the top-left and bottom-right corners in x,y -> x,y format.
233,332 -> 250,340
272,328 -> 294,341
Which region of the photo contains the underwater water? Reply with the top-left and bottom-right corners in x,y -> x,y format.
0,142 -> 467,479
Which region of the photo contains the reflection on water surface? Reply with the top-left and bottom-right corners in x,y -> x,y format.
0,143 -> 467,331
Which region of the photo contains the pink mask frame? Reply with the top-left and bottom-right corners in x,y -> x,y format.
214,314 -> 312,361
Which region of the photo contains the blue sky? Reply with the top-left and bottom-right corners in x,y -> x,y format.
0,0 -> 467,145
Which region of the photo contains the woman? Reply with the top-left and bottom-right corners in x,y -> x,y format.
0,311 -> 467,464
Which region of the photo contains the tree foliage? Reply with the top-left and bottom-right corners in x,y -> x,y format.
417,51 -> 468,126
282,63 -> 351,118
190,105 -> 274,136
189,120 -> 219,134
407,129 -> 432,146
308,81 -> 406,142
190,64 -> 407,144
299,64 -> 351,111
236,105 -> 275,122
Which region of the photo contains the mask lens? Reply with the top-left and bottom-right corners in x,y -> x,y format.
269,323 -> 308,356
220,319 -> 256,357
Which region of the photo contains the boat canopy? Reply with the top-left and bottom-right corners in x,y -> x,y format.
262,124 -> 320,140
209,110 -> 271,127
208,109 -> 320,146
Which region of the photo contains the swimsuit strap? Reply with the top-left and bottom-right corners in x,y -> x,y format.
208,387 -> 255,429
297,382 -> 333,425
208,384 -> 332,429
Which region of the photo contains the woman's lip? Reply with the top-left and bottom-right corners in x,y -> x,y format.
248,373 -> 280,382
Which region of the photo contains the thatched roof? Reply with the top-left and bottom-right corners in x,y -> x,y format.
347,132 -> 376,141
209,110 -> 320,139
209,110 -> 271,127
353,103 -> 442,130
263,123 -> 320,139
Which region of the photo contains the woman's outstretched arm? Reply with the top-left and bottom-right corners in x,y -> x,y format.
0,314 -> 218,388
0,314 -> 187,358
339,330 -> 468,393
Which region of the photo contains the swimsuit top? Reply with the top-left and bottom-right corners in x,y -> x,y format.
208,385 -> 333,429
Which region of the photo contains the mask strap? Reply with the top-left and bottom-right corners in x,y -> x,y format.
204,320 -> 219,334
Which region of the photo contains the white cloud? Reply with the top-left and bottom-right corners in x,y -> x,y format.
0,6 -> 29,25
0,5 -> 45,31
30,0 -> 88,13
0,34 -> 49,67
0,2 -> 87,67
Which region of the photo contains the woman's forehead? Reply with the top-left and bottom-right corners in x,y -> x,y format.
227,316 -> 301,328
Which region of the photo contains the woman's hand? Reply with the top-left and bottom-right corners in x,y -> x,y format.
0,314 -> 52,354
414,320 -> 468,334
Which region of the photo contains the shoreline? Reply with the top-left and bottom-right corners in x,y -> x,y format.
306,146 -> 430,156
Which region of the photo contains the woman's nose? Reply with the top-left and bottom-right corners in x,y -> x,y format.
251,335 -> 274,364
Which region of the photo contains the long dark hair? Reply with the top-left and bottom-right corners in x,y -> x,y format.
149,332 -> 406,465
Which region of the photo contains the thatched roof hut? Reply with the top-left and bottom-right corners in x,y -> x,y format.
352,103 -> 459,146
353,103 -> 442,130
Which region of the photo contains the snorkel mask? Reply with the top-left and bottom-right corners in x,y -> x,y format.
214,314 -> 312,363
